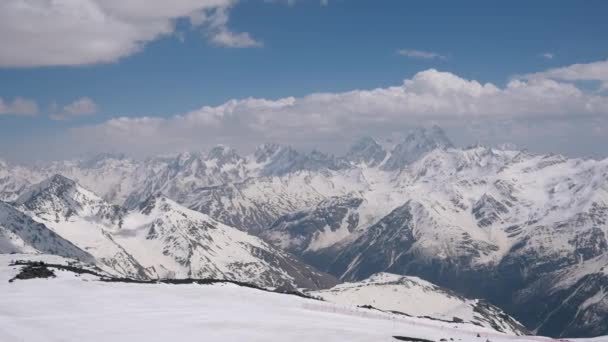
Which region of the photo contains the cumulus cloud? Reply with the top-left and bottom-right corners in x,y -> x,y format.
0,0 -> 259,67
50,97 -> 98,121
0,97 -> 38,116
65,64 -> 608,157
398,49 -> 447,60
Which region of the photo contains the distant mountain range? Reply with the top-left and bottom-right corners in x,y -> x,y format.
1,125 -> 607,338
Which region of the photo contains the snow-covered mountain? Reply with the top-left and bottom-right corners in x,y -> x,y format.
345,136 -> 387,167
0,159 -> 41,202
9,175 -> 336,289
381,125 -> 453,170
0,201 -> 92,260
113,194 -> 337,289
309,272 -> 528,335
14,175 -> 152,280
1,126 -> 608,337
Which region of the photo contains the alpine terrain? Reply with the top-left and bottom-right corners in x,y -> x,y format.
1,126 -> 607,338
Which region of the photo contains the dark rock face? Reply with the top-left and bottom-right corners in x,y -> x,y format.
568,227 -> 607,260
263,196 -> 363,254
393,336 -> 434,342
9,262 -> 56,282
328,203 -> 416,280
259,146 -> 349,176
513,272 -> 608,338
472,194 -> 509,227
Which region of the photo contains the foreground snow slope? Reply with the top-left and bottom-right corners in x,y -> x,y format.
310,273 -> 528,335
1,255 -> 603,342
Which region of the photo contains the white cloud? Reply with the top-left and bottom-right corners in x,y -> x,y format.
523,59 -> 608,84
541,52 -> 555,60
50,97 -> 98,121
66,65 -> 608,156
211,30 -> 262,47
398,49 -> 447,60
0,0 -> 259,67
199,7 -> 262,48
0,97 -> 38,116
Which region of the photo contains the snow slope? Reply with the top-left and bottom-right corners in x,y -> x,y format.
310,273 -> 528,335
0,202 -> 92,260
3,255 -> 602,342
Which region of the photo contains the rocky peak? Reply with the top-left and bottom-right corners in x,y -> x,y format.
207,145 -> 242,165
14,174 -> 109,221
345,136 -> 387,166
138,194 -> 181,216
253,143 -> 283,164
382,126 -> 454,170
15,174 -> 77,206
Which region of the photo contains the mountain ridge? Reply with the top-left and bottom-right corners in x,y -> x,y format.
1,126 -> 608,337
10,174 -> 337,289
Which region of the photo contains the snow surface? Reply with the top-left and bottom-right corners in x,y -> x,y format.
1,255 -> 602,342
310,273 -> 526,335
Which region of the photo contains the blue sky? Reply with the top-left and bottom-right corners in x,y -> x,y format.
1,0 -> 608,161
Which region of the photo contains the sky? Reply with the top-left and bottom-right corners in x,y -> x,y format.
1,0 -> 608,162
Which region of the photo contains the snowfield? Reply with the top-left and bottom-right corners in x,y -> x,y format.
309,273 -> 528,335
0,255 -> 605,342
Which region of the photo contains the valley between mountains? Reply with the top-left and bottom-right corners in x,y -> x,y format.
2,126 -> 608,339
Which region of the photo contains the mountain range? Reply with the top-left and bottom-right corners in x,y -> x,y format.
1,126 -> 607,338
